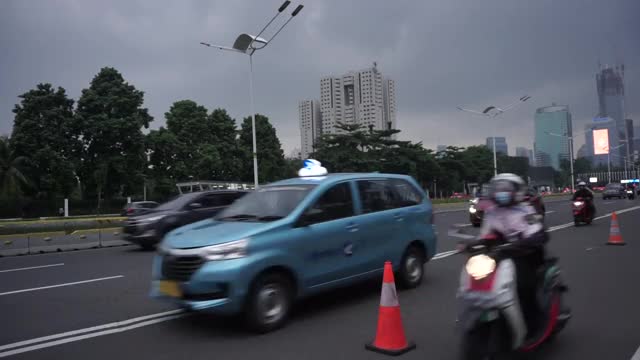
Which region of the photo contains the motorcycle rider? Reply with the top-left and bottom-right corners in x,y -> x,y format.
572,181 -> 595,215
460,173 -> 548,337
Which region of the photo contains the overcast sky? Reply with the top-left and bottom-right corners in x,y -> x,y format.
1,0 -> 639,156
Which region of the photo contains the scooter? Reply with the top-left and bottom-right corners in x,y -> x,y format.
626,189 -> 635,200
456,233 -> 570,359
572,197 -> 594,225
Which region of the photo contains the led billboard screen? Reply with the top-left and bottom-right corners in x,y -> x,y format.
593,129 -> 609,155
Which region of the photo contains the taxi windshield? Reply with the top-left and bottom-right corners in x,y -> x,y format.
216,185 -> 316,221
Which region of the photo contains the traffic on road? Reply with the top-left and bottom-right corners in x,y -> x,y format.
1,163 -> 639,360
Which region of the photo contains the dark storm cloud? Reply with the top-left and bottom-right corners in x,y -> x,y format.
1,0 -> 639,154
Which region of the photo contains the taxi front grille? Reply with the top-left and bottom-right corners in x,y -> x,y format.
161,255 -> 204,281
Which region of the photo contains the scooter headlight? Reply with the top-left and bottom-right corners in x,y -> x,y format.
465,254 -> 496,280
469,206 -> 477,214
573,201 -> 583,207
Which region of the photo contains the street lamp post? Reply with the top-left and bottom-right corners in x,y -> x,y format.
457,95 -> 532,176
608,143 -> 625,183
201,1 -> 304,189
545,127 -> 594,193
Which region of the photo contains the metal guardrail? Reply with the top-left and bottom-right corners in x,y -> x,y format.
0,227 -> 129,257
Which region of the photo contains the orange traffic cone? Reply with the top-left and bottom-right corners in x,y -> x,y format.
607,212 -> 626,245
365,261 -> 416,356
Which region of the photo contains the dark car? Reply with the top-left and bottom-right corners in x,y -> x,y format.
469,186 -> 545,227
121,201 -> 159,216
524,187 -> 546,216
123,190 -> 248,250
602,183 -> 626,200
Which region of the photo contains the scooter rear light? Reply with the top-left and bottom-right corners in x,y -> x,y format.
469,271 -> 497,292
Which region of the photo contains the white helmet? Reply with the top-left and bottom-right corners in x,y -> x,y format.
577,181 -> 587,187
488,173 -> 526,207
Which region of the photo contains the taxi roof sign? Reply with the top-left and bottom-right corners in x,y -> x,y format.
298,159 -> 328,177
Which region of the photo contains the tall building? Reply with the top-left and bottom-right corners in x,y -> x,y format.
584,116 -> 620,167
596,64 -> 628,161
576,144 -> 588,159
320,63 -> 396,135
625,119 -> 634,156
298,100 -> 322,159
516,147 -> 534,165
634,124 -> 640,161
486,137 -> 508,155
534,104 -> 572,170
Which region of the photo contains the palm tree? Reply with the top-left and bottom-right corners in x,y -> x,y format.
0,137 -> 29,199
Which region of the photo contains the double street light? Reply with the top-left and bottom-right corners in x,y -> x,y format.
200,1 -> 304,189
545,127 -> 595,193
457,95 -> 532,176
607,143 -> 626,183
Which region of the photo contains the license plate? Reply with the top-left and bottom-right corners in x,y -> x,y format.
159,280 -> 182,298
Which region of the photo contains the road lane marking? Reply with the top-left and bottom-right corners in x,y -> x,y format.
545,210 -> 555,214
0,275 -> 123,297
0,309 -> 184,352
0,313 -> 185,358
0,263 -> 64,273
454,223 -> 473,228
436,204 -> 640,261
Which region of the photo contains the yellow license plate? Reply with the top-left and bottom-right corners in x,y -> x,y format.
159,280 -> 182,298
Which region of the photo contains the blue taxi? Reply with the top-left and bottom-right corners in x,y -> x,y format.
151,160 -> 437,332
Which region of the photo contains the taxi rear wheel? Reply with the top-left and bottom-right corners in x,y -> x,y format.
245,272 -> 293,333
398,245 -> 425,289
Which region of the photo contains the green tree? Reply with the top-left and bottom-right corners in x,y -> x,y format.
166,100 -> 210,149
239,114 -> 286,183
574,157 -> 592,175
164,100 -> 220,181
72,67 -> 153,201
208,108 -> 243,181
0,137 -> 29,199
498,155 -> 529,179
10,83 -> 77,198
146,128 -> 183,198
313,123 -> 441,190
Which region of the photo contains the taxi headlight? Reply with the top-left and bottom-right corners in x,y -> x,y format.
201,239 -> 249,261
465,254 -> 496,280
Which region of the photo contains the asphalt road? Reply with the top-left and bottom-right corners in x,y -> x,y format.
1,197 -> 639,360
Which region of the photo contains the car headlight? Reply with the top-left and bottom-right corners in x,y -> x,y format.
573,201 -> 583,206
201,239 -> 249,261
465,254 -> 496,280
142,214 -> 166,222
469,206 -> 477,214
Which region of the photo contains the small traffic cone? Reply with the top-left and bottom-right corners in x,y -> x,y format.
365,261 -> 416,356
607,212 -> 626,245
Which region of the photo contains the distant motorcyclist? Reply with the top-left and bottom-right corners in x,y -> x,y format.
572,181 -> 595,215
460,173 -> 548,336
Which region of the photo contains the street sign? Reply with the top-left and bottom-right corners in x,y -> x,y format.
589,177 -> 598,183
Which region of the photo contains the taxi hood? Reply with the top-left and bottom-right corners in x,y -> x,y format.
163,219 -> 281,249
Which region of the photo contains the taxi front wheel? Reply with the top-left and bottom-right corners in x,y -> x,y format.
245,272 -> 294,333
398,245 -> 425,289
